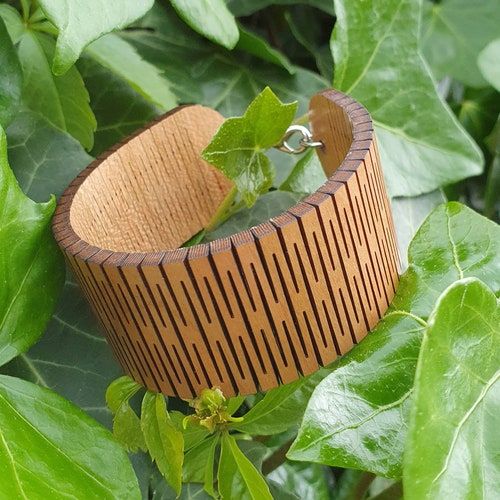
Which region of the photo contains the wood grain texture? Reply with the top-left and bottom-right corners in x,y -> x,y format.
53,89 -> 400,398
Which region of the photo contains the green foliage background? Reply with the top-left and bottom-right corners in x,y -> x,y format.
0,0 -> 498,498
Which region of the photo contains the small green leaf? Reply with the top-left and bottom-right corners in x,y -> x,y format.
170,410 -> 211,451
124,4 -> 328,117
0,126 -> 64,367
218,433 -> 272,500
0,16 -> 22,127
268,461 -> 332,500
227,0 -> 334,17
0,374 -> 140,498
106,375 -> 142,413
0,4 -> 25,43
78,56 -> 159,156
233,369 -> 328,435
288,203 -> 500,478
6,110 -> 92,201
37,0 -> 154,75
332,0 -> 483,197
206,191 -> 303,241
106,376 -> 145,452
280,149 -> 327,194
141,391 -> 184,495
202,87 -> 297,206
404,279 -> 500,499
391,190 -> 446,269
170,0 -> 239,50
17,31 -> 96,149
182,434 -> 218,484
85,33 -> 177,111
236,25 -> 295,74
422,0 -> 500,88
478,39 -> 500,92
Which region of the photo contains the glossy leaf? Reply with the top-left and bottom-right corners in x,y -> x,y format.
125,4 -> 327,117
218,433 -> 272,500
6,110 -> 92,201
0,4 -> 25,43
288,203 -> 500,477
236,25 -> 295,74
206,191 -> 302,242
78,57 -> 159,156
332,0 -> 483,197
233,369 -> 328,435
0,17 -> 22,127
284,7 -> 334,79
0,374 -> 140,498
170,0 -> 239,50
227,0 -> 334,17
391,190 -> 445,269
478,39 -> 500,92
17,31 -> 96,149
280,149 -> 327,194
182,434 -> 218,486
106,376 -> 145,452
141,392 -> 184,495
450,87 -> 500,145
268,462 -> 332,500
0,126 -> 64,367
404,279 -> 500,499
202,87 -> 297,206
37,0 -> 154,75
85,33 -> 177,111
422,0 -> 500,88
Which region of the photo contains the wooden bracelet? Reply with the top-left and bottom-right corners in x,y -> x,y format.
53,89 -> 400,399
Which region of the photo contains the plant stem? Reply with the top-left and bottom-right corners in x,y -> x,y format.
261,438 -> 294,475
205,185 -> 238,232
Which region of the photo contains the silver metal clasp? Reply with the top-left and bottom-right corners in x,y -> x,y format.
276,125 -> 323,154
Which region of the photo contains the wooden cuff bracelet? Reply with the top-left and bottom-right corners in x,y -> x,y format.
53,89 -> 400,399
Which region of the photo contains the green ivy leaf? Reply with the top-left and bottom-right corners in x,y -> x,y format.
391,191 -> 446,270
0,4 -> 25,43
422,0 -> 500,88
85,33 -> 177,111
37,0 -> 154,75
17,31 -> 96,150
5,271 -> 122,427
332,0 -> 483,197
288,203 -> 500,478
6,111 -> 92,201
0,17 -> 22,127
141,392 -> 184,495
78,57 -> 159,156
478,39 -> 500,92
284,8 -> 334,79
106,376 -> 146,453
227,0 -> 334,17
404,279 -> 500,499
206,191 -> 302,241
0,126 -> 64,367
0,374 -> 140,498
125,4 -> 327,117
450,87 -> 500,145
236,25 -> 295,74
170,0 -> 239,50
233,369 -> 328,436
202,87 -> 297,206
280,149 -> 326,194
218,433 -> 272,500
